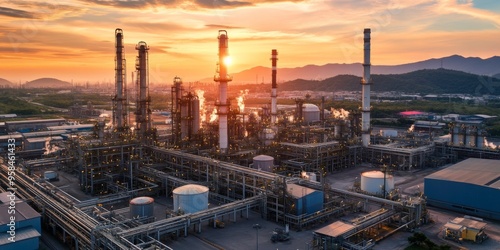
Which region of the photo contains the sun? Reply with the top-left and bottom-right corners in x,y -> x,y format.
223,56 -> 232,66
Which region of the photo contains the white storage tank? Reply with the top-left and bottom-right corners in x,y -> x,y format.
303,104 -> 320,123
130,196 -> 154,218
360,171 -> 394,194
380,129 -> 398,137
173,184 -> 209,214
252,155 -> 274,172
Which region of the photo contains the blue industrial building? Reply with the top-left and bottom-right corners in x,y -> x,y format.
287,183 -> 324,215
424,158 -> 500,220
0,192 -> 41,250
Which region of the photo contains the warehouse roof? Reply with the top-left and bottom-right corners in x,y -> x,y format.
287,183 -> 318,199
0,200 -> 40,225
314,220 -> 355,238
451,217 -> 487,230
5,119 -> 65,125
0,226 -> 40,245
425,158 -> 500,188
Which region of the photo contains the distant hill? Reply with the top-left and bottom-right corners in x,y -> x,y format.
279,69 -> 500,95
0,78 -> 14,88
25,78 -> 72,89
214,55 -> 500,83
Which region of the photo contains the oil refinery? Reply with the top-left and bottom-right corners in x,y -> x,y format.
1,28 -> 500,250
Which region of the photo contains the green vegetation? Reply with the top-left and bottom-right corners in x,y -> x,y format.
280,69 -> 500,95
150,92 -> 170,110
0,89 -> 48,115
32,92 -> 109,109
406,232 -> 450,250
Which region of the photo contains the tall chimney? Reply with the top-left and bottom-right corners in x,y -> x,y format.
214,30 -> 232,153
361,28 -> 372,147
271,49 -> 278,124
135,41 -> 151,142
114,28 -> 126,129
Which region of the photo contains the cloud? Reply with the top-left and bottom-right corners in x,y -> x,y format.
79,0 -> 177,9
193,0 -> 251,8
79,0 -> 304,9
1,2 -> 86,20
205,24 -> 244,29
0,7 -> 39,19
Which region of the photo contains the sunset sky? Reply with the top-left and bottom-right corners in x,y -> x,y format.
1,0 -> 499,84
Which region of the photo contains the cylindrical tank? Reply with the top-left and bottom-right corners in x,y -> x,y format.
173,184 -> 209,214
360,171 -> 394,194
44,170 -> 58,180
130,196 -> 154,218
252,155 -> 274,172
302,104 -> 320,123
380,129 -> 397,137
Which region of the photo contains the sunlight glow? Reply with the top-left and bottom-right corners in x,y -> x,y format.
223,56 -> 232,67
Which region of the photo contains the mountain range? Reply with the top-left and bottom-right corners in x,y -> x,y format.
0,78 -> 14,87
279,69 -> 500,95
24,78 -> 72,89
219,55 -> 500,83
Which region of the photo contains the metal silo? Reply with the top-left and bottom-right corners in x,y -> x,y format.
360,171 -> 394,195
252,155 -> 274,172
129,196 -> 154,218
173,184 -> 209,214
302,104 -> 320,123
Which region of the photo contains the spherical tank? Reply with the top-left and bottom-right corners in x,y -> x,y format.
130,196 -> 154,218
360,171 -> 394,194
253,155 -> 274,172
303,104 -> 320,123
173,184 -> 209,214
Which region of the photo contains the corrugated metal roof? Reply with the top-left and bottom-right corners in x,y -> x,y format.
287,183 -> 318,199
5,119 -> 65,125
0,226 -> 40,245
314,220 -> 355,237
0,200 -> 40,225
0,192 -> 20,204
451,217 -> 487,230
444,222 -> 463,231
425,158 -> 500,188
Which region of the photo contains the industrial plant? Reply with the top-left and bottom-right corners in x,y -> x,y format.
1,27 -> 500,250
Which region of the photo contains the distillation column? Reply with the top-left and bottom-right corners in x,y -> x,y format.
361,28 -> 372,147
271,49 -> 278,124
135,41 -> 152,142
214,30 -> 232,153
114,28 -> 127,129
171,76 -> 183,144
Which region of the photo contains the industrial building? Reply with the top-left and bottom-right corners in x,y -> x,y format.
4,119 -> 65,133
0,192 -> 41,250
425,158 -> 500,220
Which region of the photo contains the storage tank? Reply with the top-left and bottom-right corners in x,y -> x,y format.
130,196 -> 154,218
44,170 -> 58,181
380,129 -> 397,137
302,104 -> 320,123
173,184 -> 209,214
360,171 -> 394,194
252,155 -> 274,172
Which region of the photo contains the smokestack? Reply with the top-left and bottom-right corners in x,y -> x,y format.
135,41 -> 151,142
114,28 -> 126,129
214,30 -> 232,153
271,49 -> 278,124
361,28 -> 371,147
